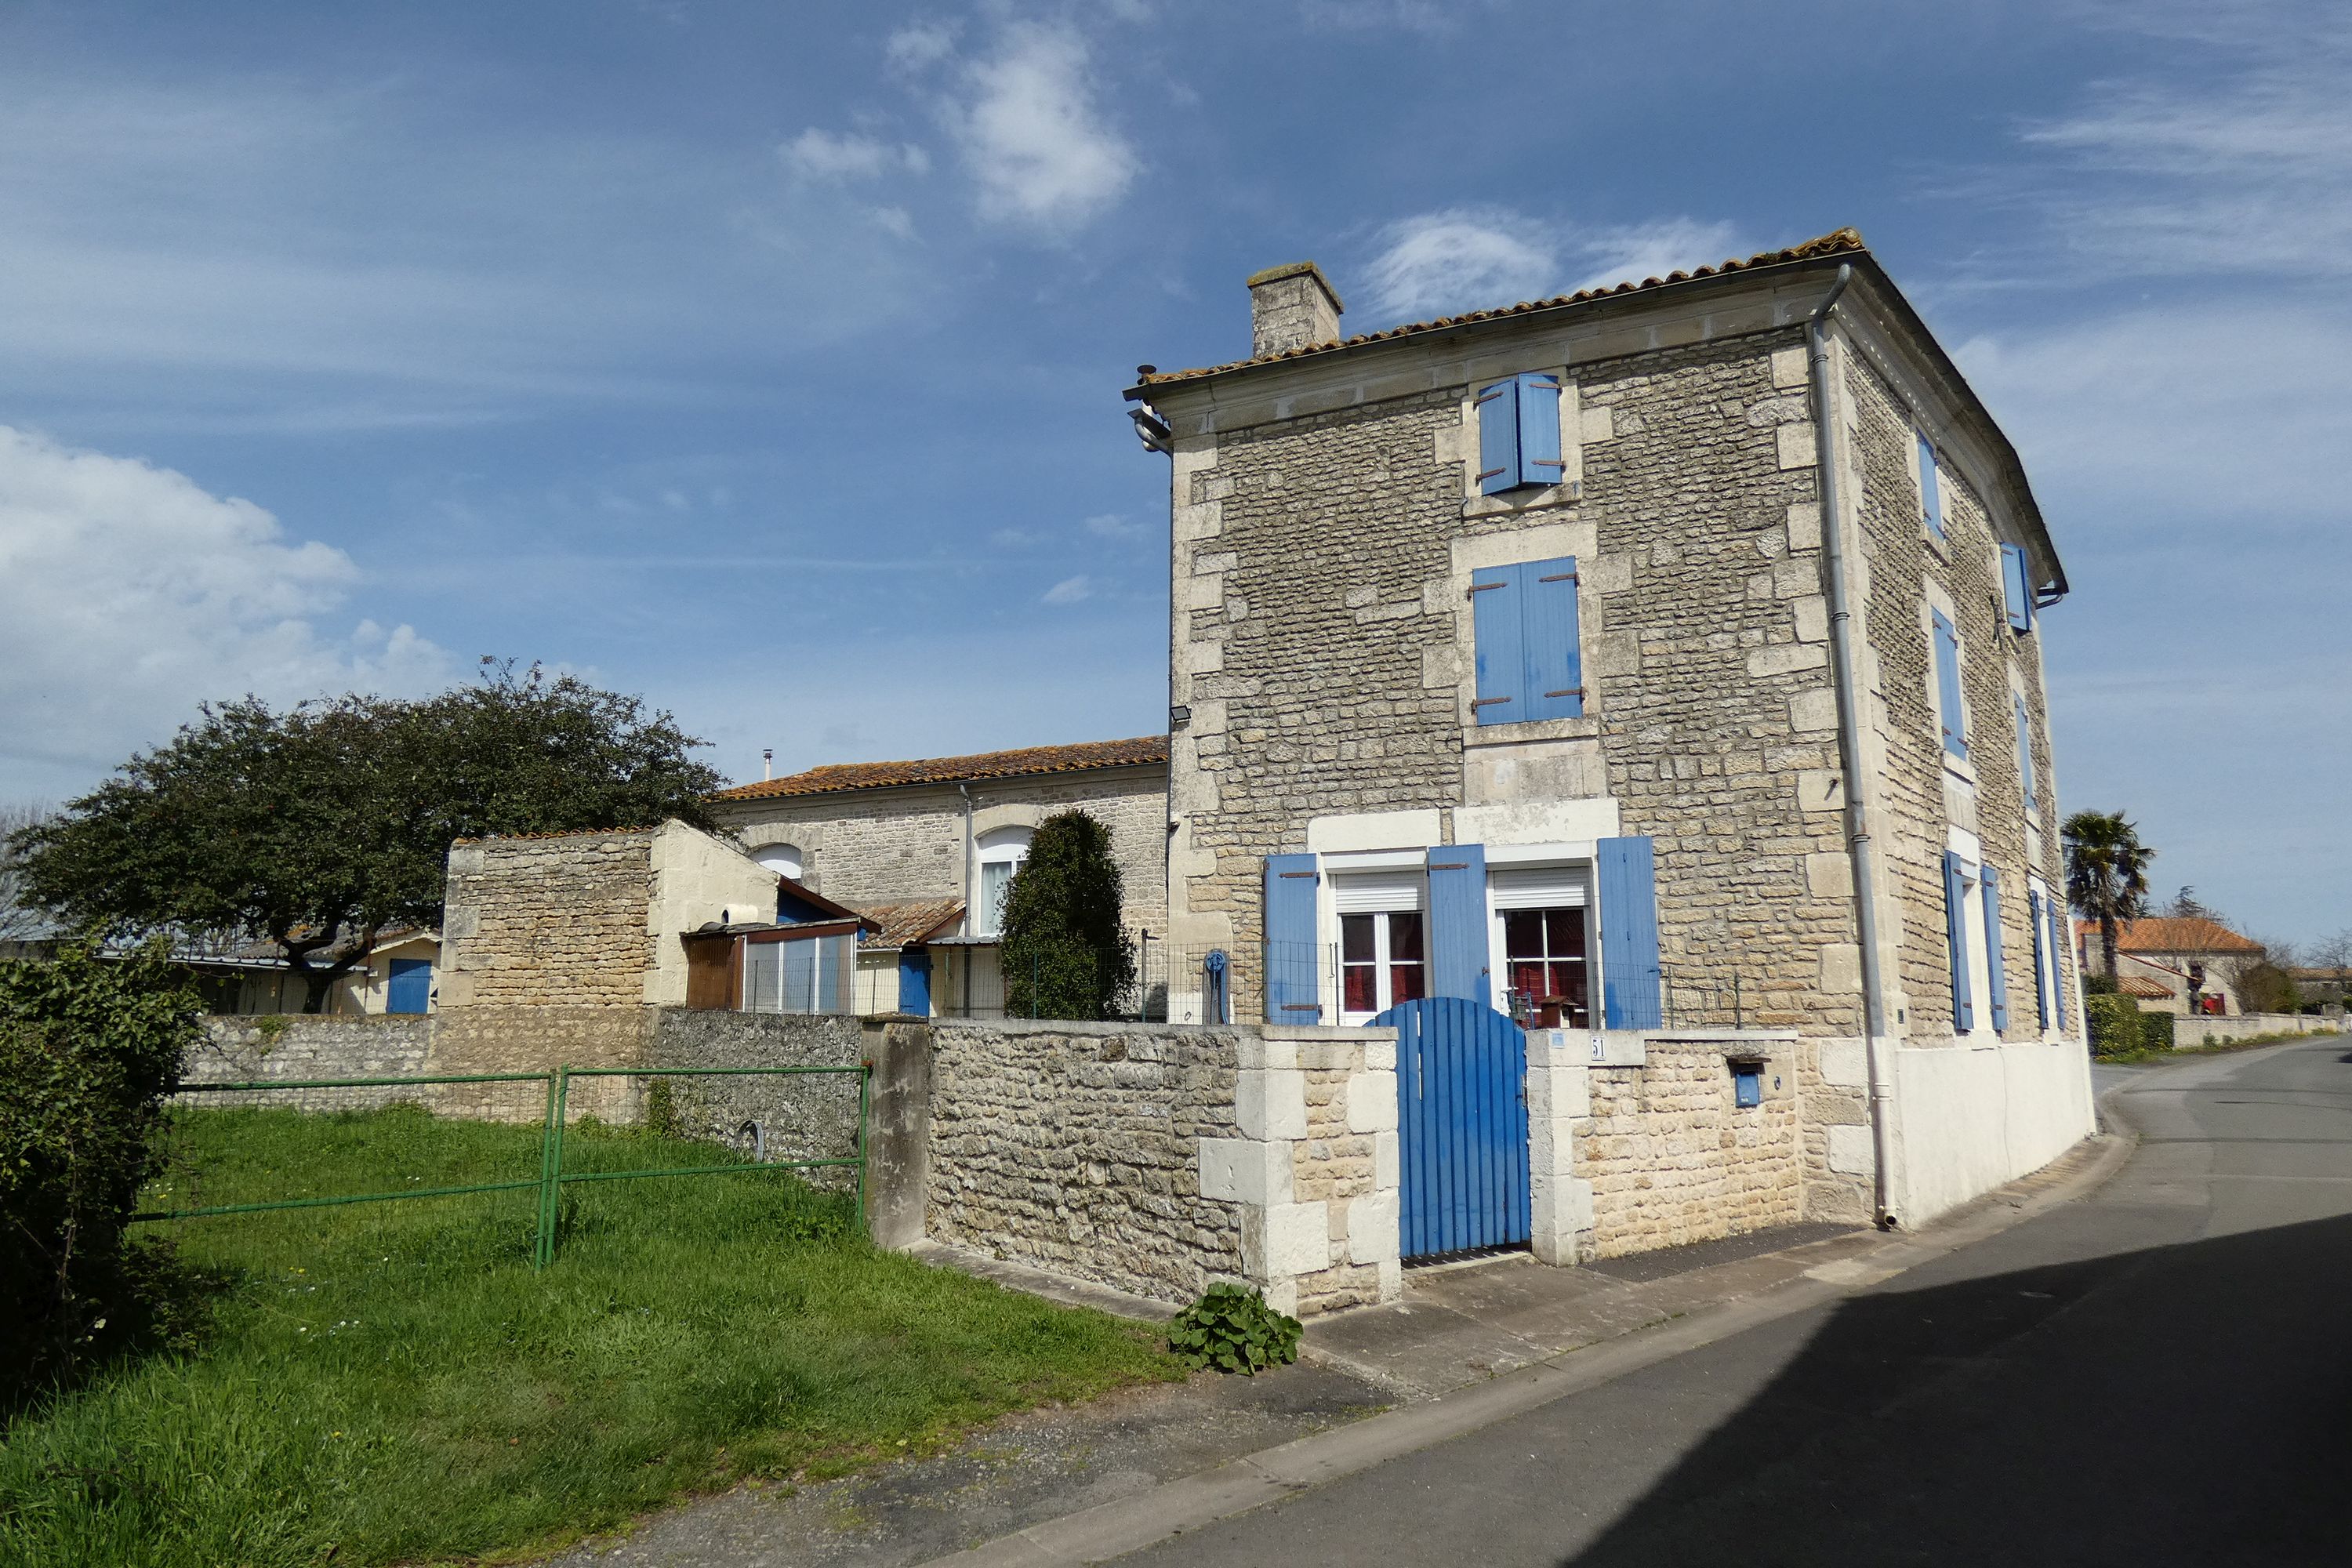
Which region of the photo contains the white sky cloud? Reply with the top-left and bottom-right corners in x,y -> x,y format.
1361,209 -> 1747,323
948,25 -> 1138,233
885,20 -> 958,74
780,128 -> 929,181
1041,574 -> 1094,604
1083,512 -> 1144,539
0,426 -> 450,794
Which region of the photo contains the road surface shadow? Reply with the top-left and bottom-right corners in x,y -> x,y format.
1561,1213 -> 2352,1566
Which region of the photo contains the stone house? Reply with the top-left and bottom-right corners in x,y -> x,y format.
2076,915 -> 2264,1016
705,737 -> 1171,1016
1124,227 -> 2095,1233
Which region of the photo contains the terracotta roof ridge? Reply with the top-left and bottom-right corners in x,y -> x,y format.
711,734 -> 1169,802
1134,228 -> 1867,389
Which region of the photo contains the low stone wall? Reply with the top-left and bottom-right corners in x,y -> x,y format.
2170,1012 -> 2341,1048
645,1010 -> 866,1176
1527,1030 -> 1805,1263
927,1020 -> 1249,1308
188,1015 -> 434,1086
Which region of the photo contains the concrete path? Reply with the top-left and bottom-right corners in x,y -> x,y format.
1085,1034 -> 2352,1567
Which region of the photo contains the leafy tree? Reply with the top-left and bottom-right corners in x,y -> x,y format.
2164,884 -> 2225,924
1000,810 -> 1136,1021
2063,810 -> 2154,990
1,938 -> 201,1404
10,662 -> 724,1011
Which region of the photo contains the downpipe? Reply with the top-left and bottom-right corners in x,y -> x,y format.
1808,263 -> 1900,1229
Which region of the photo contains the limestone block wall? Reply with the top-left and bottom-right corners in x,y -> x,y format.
440,829 -> 662,1009
1567,1034 -> 1803,1259
921,1019 -> 1401,1314
185,1015 -> 433,1087
708,767 -> 1171,941
424,1005 -> 652,1121
644,1009 -> 866,1178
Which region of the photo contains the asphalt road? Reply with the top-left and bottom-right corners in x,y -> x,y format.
1120,1036 -> 2352,1567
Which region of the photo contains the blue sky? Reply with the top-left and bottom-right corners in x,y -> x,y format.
1,1 -> 2345,944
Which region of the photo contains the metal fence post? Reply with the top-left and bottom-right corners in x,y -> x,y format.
537,1065 -> 572,1268
532,1070 -> 560,1269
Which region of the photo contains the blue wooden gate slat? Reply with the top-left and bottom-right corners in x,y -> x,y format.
1377,996 -> 1530,1260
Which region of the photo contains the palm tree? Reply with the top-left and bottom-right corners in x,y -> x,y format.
2063,811 -> 2154,987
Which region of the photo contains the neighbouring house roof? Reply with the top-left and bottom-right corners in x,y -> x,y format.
2076,917 -> 2263,956
858,898 -> 966,950
775,874 -> 863,924
711,735 -> 1169,803
2118,977 -> 2176,1000
1128,229 -> 1867,390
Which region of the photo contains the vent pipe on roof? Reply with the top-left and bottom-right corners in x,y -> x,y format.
1247,262 -> 1343,358
762,748 -> 773,782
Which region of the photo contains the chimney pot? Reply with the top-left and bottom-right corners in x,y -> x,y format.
1247,261 -> 1343,358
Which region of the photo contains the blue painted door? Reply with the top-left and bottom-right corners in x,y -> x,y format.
1374,996 -> 1531,1259
387,957 -> 431,1014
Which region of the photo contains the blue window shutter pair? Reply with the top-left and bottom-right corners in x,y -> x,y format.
1933,611 -> 1967,759
1918,433 -> 1945,539
1476,373 -> 1565,495
1982,865 -> 2009,1033
1597,837 -> 1662,1030
2015,696 -> 2037,815
1262,854 -> 1322,1023
1426,844 -> 1489,1007
2000,543 -> 2034,633
1943,851 -> 1974,1031
1472,557 -> 1584,724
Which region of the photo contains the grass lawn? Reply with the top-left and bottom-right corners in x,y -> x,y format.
1,1104 -> 1181,1567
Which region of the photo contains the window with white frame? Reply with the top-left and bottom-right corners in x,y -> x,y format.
1332,869 -> 1426,1024
1940,835 -> 2006,1036
1488,865 -> 1592,1029
973,826 -> 1032,938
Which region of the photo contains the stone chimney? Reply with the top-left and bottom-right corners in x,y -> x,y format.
1247,261 -> 1344,358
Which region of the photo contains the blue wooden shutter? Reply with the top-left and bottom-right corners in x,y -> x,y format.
1918,433 -> 1944,538
2027,890 -> 2050,1031
1263,854 -> 1321,1023
1471,564 -> 1524,724
1519,557 -> 1584,721
1515,372 -> 1564,488
1982,864 -> 2009,1033
2001,543 -> 2034,633
1597,837 -> 1662,1029
2015,695 -> 2037,815
387,957 -> 431,1014
1425,844 -> 1490,1007
1943,851 -> 1974,1031
2047,898 -> 2067,1029
1933,610 -> 1967,759
1475,379 -> 1518,495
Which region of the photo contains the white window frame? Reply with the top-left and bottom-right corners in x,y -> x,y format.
973,826 -> 1033,938
1326,869 -> 1426,1025
1484,862 -> 1595,1031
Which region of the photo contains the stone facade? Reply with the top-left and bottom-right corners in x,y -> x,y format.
186,1014 -> 433,1086
644,1009 -> 866,1178
707,765 -> 1170,943
1575,1039 -> 1802,1258
1135,235 -> 2096,1238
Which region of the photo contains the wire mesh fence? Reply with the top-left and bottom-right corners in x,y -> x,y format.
137,1064 -> 869,1267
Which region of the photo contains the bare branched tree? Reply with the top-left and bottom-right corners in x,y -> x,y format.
0,803 -> 56,942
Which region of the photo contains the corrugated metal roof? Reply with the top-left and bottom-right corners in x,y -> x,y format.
713,735 -> 1167,803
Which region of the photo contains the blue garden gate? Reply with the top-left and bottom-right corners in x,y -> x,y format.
1371,996 -> 1531,1259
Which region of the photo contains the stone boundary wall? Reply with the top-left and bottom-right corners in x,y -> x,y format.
187,1015 -> 434,1086
644,1010 -> 867,1181
2169,1012 -> 2341,1048
926,1019 -> 1248,1308
1529,1029 -> 1804,1262
921,1019 -> 1403,1316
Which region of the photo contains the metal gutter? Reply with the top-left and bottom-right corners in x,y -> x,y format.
1808,263 -> 1899,1229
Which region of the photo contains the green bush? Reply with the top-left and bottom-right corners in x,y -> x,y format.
2085,992 -> 2143,1058
2141,1009 -> 2176,1053
0,938 -> 201,1405
1001,810 -> 1136,1021
1167,1282 -> 1301,1375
